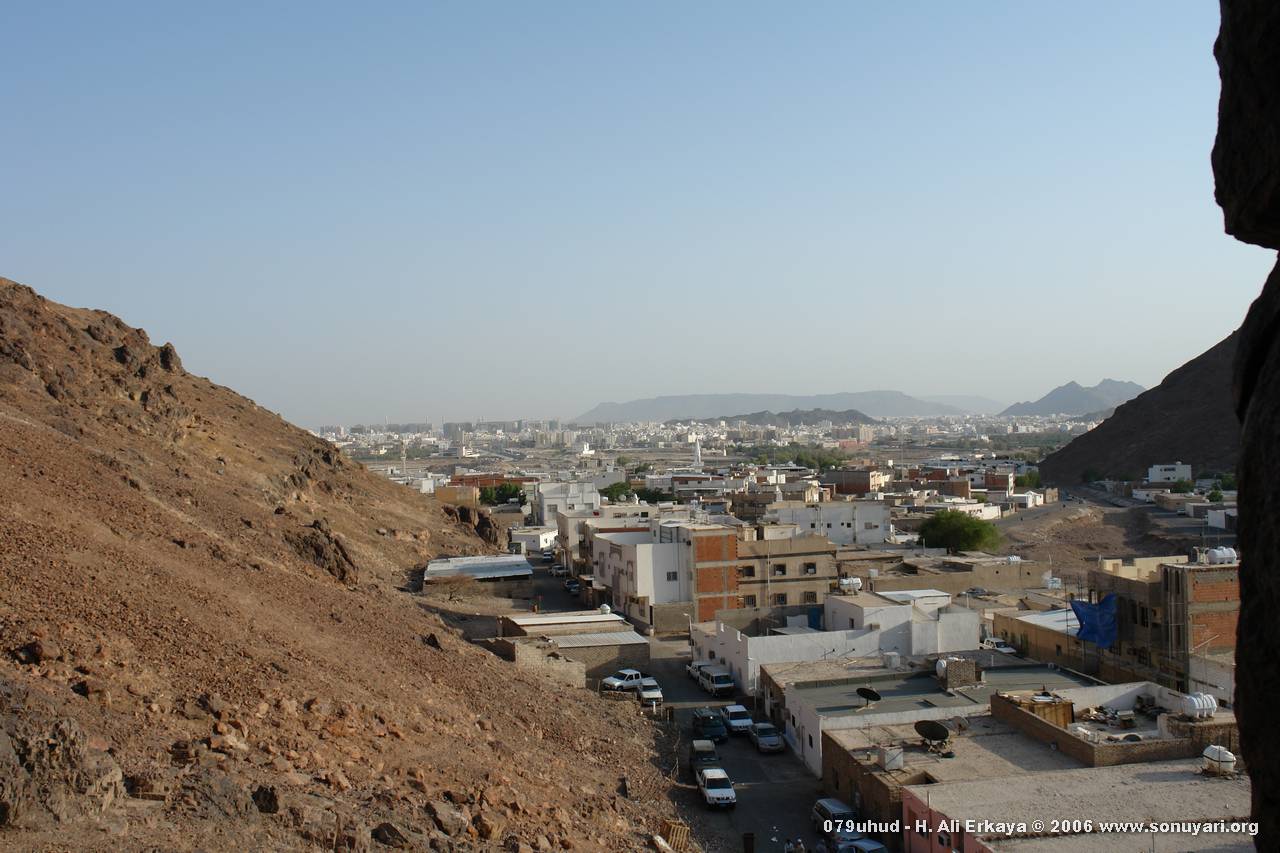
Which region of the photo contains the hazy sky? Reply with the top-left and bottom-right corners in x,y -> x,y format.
2,2 -> 1273,426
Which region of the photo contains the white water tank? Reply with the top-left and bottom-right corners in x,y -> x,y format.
598,604 -> 612,615
879,745 -> 904,771
1181,692 -> 1218,719
1203,745 -> 1236,775
1206,547 -> 1238,564
883,651 -> 901,669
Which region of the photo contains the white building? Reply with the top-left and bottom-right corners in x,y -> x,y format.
691,622 -> 880,695
533,481 -> 601,526
823,591 -> 979,658
1148,462 -> 1192,484
762,500 -> 892,546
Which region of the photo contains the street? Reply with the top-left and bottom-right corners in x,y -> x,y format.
530,562 -> 834,852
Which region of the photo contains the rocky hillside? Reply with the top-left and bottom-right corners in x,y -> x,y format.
0,278 -> 682,850
1038,334 -> 1240,484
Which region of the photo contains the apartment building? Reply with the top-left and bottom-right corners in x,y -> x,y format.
762,500 -> 891,546
821,467 -> 890,496
533,481 -> 600,527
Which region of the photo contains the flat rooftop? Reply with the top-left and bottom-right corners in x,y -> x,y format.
793,665 -> 1095,719
905,759 -> 1251,838
504,611 -> 625,627
828,715 -> 1083,782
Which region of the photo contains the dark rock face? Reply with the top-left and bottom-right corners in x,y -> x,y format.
1214,2 -> 1280,844
286,518 -> 360,584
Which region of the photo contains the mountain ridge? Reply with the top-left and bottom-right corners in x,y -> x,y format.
1000,379 -> 1144,417
575,390 -> 963,422
670,407 -> 877,427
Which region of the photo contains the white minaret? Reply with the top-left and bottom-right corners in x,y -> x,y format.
693,435 -> 703,467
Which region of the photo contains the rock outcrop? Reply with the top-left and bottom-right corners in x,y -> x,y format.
1214,2 -> 1280,844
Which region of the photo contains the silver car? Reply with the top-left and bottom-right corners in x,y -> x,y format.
748,721 -> 784,752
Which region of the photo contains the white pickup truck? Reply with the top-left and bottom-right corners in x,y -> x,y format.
636,677 -> 664,705
981,638 -> 1018,654
601,668 -> 651,691
695,767 -> 737,809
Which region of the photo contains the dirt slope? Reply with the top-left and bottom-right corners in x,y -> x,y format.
0,277 -> 681,851
1038,333 -> 1240,484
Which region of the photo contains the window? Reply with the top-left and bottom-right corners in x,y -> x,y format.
742,594 -> 757,607
666,571 -> 678,582
803,562 -> 817,575
772,593 -> 788,606
808,734 -> 813,748
1055,644 -> 1063,656
802,591 -> 817,604
864,522 -> 876,530
810,522 -> 817,528
772,564 -> 786,577
738,565 -> 756,578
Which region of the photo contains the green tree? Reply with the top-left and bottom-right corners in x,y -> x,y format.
615,455 -> 631,467
1170,479 -> 1194,494
1217,473 -> 1238,490
635,488 -> 675,504
480,482 -> 525,505
632,463 -> 652,475
600,482 -> 633,502
1014,470 -> 1042,489
1207,490 -> 1224,503
918,510 -> 1001,554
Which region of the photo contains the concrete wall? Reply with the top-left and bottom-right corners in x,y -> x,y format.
691,622 -> 880,694
909,607 -> 980,656
553,640 -> 650,684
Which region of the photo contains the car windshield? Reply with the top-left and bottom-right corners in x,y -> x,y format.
728,710 -> 750,720
705,777 -> 731,789
712,675 -> 732,684
700,718 -> 726,730
755,724 -> 778,736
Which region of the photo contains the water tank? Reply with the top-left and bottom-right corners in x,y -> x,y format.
1203,745 -> 1237,775
883,651 -> 901,670
878,745 -> 904,771
1181,692 -> 1218,719
598,604 -> 612,615
935,658 -> 950,679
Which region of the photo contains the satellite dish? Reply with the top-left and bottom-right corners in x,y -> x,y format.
915,720 -> 951,744
856,687 -> 881,706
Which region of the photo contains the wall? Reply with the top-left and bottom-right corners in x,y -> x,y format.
1189,654 -> 1236,705
691,623 -> 880,694
551,640 -> 650,683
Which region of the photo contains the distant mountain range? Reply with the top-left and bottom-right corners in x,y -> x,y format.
573,391 -> 966,423
1039,336 -> 1239,484
1000,379 -> 1145,417
673,408 -> 877,427
918,394 -> 1007,415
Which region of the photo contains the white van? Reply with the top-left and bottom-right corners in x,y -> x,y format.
698,665 -> 734,697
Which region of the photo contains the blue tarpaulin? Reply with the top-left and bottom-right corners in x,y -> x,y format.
1071,593 -> 1118,650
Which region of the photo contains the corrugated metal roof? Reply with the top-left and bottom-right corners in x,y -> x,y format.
424,554 -> 533,580
549,630 -> 649,648
507,612 -> 625,626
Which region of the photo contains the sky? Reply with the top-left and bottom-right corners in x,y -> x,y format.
2,2 -> 1273,427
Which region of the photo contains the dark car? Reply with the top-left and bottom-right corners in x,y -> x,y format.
690,708 -> 729,743
563,578 -> 581,594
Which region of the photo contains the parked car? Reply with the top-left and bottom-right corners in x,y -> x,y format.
636,677 -> 664,705
697,665 -> 735,697
540,549 -> 555,561
718,704 -> 753,735
748,721 -> 784,753
550,563 -> 569,577
690,708 -> 729,743
981,638 -> 1017,654
812,797 -> 859,844
686,659 -> 715,681
601,669 -> 651,691
695,767 -> 736,809
563,578 -> 580,594
687,738 -> 720,773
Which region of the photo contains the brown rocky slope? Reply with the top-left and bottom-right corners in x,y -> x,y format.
0,277 -> 683,851
1038,332 -> 1240,485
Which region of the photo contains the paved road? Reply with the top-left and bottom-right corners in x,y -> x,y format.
528,557 -> 581,613
649,636 -> 829,853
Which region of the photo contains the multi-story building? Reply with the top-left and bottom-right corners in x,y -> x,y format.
762,500 -> 891,546
821,468 -> 890,496
533,481 -> 600,527
1148,462 -> 1193,483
